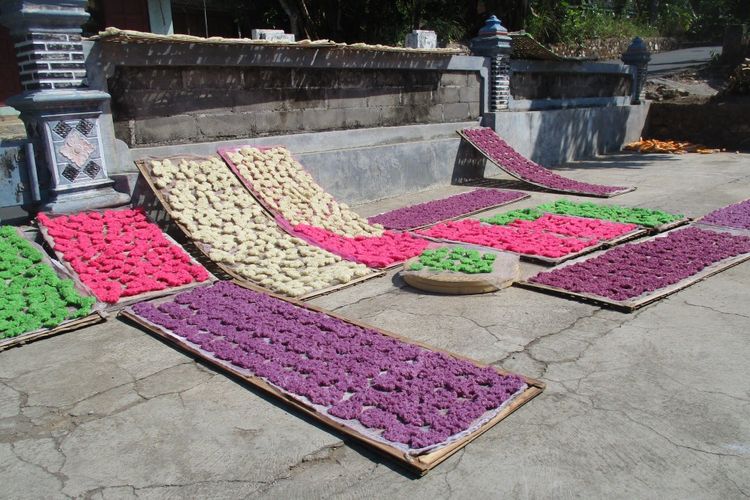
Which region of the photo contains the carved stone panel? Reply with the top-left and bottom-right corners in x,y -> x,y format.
44,112 -> 109,190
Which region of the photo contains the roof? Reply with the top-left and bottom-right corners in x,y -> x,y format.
510,32 -> 591,61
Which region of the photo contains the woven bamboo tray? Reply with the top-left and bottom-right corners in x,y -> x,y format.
457,129 -> 636,198
0,227 -> 105,351
134,156 -> 383,300
517,227 -> 750,311
36,206 -> 217,312
120,283 -> 544,475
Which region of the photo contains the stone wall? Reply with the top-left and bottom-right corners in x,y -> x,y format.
107,63 -> 482,147
507,59 -> 632,110
484,103 -> 649,166
511,71 -> 630,100
549,36 -> 682,60
13,33 -> 86,91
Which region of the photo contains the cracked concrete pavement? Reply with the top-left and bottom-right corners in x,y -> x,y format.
1,151 -> 749,499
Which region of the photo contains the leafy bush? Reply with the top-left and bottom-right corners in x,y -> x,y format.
528,1 -> 656,45
656,1 -> 696,37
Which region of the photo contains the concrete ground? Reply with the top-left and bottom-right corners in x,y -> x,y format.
1,151 -> 749,499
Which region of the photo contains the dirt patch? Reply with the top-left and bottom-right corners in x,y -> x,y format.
645,94 -> 750,150
645,65 -> 728,101
642,61 -> 750,150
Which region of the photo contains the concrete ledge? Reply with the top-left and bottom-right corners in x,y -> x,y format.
121,103 -> 649,205
509,96 -> 631,111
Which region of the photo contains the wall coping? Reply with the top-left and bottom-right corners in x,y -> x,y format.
85,41 -> 485,81
89,28 -> 466,55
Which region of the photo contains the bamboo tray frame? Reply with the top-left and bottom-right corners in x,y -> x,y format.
416,221 -> 646,266
134,157 -> 384,300
220,144 -> 450,269
120,282 -> 544,475
0,312 -> 103,352
457,129 -> 636,198
517,227 -> 750,312
366,189 -> 531,231
648,217 -> 691,234
0,227 -> 105,351
36,206 -> 217,311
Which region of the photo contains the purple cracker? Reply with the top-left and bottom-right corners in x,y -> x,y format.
461,128 -> 632,197
701,199 -> 750,231
529,227 -> 750,301
131,282 -> 527,451
367,188 -> 528,230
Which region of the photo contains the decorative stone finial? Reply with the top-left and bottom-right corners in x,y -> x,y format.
471,15 -> 512,55
478,15 -> 508,37
621,37 -> 652,65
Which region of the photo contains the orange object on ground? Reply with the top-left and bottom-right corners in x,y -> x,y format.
623,138 -> 722,154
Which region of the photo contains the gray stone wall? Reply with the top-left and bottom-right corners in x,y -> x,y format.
511,71 -> 631,100
109,66 -> 481,147
484,103 -> 650,166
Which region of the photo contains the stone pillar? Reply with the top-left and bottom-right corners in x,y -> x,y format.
470,15 -> 512,111
621,37 -> 651,105
148,0 -> 174,35
0,0 -> 129,213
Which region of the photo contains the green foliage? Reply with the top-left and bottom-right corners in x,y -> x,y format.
526,0 -> 748,44
656,0 -> 695,37
562,3 -> 657,44
688,0 -> 750,39
526,1 -> 565,44
171,0 -> 750,46
527,1 -> 657,45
